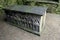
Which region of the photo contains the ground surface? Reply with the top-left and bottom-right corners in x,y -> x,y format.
0,13 -> 60,40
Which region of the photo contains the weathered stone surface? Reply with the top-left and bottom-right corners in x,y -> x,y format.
3,5 -> 47,15
0,13 -> 60,40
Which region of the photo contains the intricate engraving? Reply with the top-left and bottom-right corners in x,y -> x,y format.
6,12 -> 41,32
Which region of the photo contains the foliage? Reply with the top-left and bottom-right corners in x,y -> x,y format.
17,0 -> 23,5
56,4 -> 60,14
35,3 -> 57,13
0,0 -> 17,17
0,0 -> 59,15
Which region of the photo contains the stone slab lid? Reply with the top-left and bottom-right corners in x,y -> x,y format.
3,5 -> 47,16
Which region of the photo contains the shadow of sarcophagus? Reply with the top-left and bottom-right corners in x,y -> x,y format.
3,5 -> 47,36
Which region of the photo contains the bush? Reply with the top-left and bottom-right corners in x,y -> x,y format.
35,3 -> 57,13
56,4 -> 60,14
0,0 -> 59,14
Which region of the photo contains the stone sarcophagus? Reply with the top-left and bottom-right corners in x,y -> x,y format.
3,5 -> 47,36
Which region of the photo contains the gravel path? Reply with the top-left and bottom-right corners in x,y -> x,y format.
0,13 -> 60,40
